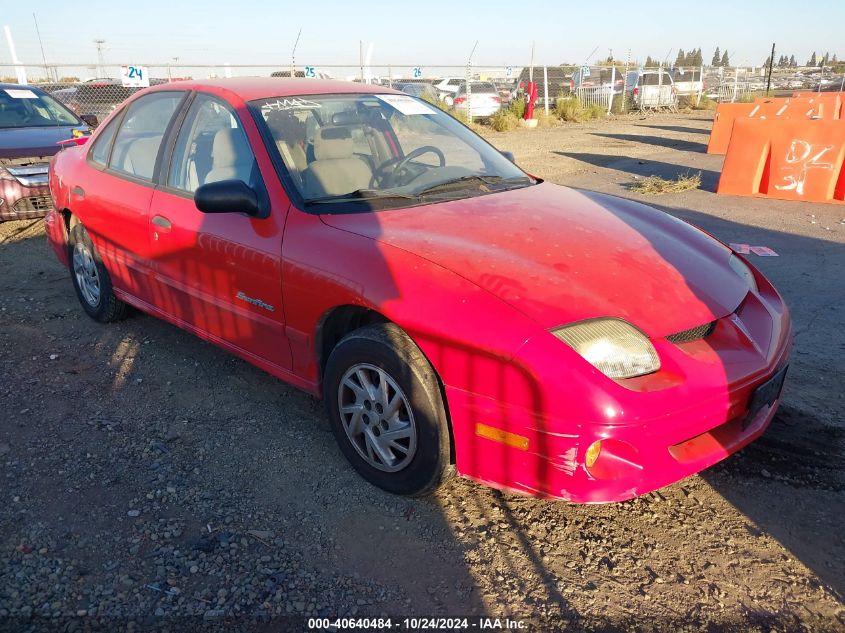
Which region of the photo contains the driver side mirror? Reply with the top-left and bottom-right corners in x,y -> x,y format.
194,180 -> 264,217
500,150 -> 515,163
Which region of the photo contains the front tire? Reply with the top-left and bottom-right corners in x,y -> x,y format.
324,323 -> 452,496
68,223 -> 128,323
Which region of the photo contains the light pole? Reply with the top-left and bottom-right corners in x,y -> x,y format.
94,39 -> 106,78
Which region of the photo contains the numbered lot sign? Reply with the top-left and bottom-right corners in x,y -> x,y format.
121,65 -> 150,87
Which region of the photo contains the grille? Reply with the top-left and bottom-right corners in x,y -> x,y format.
667,321 -> 716,344
12,196 -> 53,213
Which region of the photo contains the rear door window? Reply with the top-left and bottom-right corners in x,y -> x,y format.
109,92 -> 184,181
167,94 -> 258,193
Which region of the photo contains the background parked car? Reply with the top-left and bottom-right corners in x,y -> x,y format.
393,82 -> 439,101
569,66 -> 624,94
451,81 -> 502,119
0,83 -> 90,221
671,67 -> 704,99
492,80 -> 514,106
270,69 -> 334,80
65,78 -> 170,126
626,69 -> 677,110
515,66 -> 571,100
45,78 -> 114,109
434,77 -> 464,104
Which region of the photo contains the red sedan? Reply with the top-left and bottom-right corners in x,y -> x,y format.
46,78 -> 791,502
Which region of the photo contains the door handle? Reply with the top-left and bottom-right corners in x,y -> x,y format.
151,215 -> 172,231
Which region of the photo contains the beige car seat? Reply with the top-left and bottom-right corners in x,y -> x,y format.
265,110 -> 308,173
121,135 -> 163,179
303,127 -> 373,198
204,128 -> 254,184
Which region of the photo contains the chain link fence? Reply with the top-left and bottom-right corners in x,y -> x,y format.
2,60 -> 840,127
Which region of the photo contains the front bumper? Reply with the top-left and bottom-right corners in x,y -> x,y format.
446,276 -> 792,503
0,180 -> 52,221
453,104 -> 502,118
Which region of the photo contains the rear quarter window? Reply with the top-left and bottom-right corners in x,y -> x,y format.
89,114 -> 121,166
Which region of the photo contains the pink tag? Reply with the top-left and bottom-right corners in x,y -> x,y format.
749,246 -> 779,257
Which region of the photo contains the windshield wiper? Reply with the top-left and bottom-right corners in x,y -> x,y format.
305,189 -> 418,205
413,175 -> 533,197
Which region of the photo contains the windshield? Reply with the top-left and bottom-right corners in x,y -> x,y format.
251,93 -> 534,211
0,87 -> 81,129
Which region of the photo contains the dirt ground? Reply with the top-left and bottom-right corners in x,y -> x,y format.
0,111 -> 843,632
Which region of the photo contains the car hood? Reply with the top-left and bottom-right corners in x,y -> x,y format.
0,125 -> 87,159
320,183 -> 748,338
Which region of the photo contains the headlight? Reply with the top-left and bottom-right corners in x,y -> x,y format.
552,318 -> 661,379
729,254 -> 758,293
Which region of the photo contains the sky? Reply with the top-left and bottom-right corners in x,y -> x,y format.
0,0 -> 842,73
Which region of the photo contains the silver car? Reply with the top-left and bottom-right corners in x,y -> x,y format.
626,69 -> 677,110
450,81 -> 502,119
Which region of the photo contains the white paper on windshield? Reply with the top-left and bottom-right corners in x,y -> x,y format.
376,94 -> 436,115
4,89 -> 38,99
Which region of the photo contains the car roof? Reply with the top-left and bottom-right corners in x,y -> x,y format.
143,77 -> 399,101
0,83 -> 45,92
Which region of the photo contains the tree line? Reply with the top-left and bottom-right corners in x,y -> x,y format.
643,47 -> 730,68
761,52 -> 840,68
642,47 -> 842,70
804,52 -> 838,67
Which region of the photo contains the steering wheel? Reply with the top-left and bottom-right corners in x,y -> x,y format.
377,145 -> 446,188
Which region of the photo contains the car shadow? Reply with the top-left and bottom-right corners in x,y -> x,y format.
640,124 -> 711,136
623,198 -> 845,604
590,132 -> 708,153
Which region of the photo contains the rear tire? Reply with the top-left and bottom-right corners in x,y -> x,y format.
324,323 -> 452,496
68,223 -> 128,323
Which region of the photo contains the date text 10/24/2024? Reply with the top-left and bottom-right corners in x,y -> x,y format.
307,617 -> 528,631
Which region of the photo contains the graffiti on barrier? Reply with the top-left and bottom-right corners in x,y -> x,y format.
774,139 -> 835,196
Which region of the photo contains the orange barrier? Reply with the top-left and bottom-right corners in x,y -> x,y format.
791,92 -> 843,118
789,95 -> 841,119
707,97 -> 840,154
707,103 -> 756,154
717,118 -> 845,204
792,91 -> 844,98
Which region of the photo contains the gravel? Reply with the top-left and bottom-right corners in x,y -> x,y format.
0,112 -> 843,632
